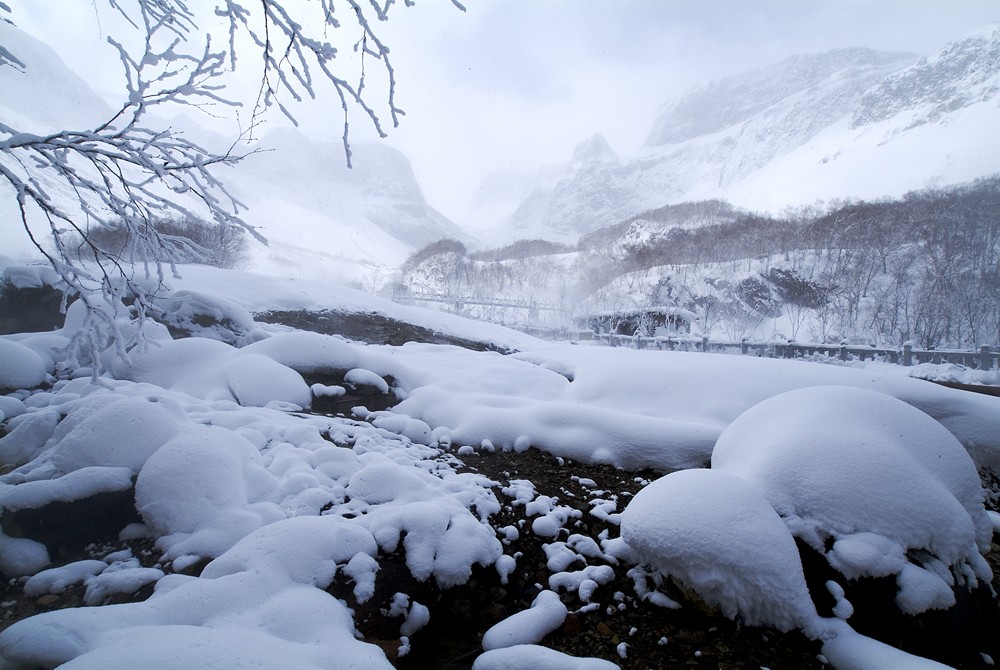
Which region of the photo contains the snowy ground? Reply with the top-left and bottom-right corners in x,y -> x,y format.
2,263 -> 1000,669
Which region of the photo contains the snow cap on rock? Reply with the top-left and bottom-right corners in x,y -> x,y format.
711,385 -> 993,597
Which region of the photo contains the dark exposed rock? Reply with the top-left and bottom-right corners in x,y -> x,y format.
1,488 -> 141,568
0,284 -> 66,335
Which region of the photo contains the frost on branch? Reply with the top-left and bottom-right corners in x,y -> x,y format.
214,0 -> 464,165
0,0 -> 452,380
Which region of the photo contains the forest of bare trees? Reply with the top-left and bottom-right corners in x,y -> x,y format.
398,176 -> 1000,348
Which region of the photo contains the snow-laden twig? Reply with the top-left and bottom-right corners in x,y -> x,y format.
1,0 -> 461,380
1,6 -> 251,380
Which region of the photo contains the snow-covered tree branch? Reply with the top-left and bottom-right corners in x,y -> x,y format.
0,0 -> 461,379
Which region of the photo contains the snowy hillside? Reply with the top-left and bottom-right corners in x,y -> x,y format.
483,27 -> 1000,241
0,20 -> 113,260
228,128 -> 464,284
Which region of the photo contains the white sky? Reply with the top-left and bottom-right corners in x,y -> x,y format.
9,0 -> 1000,222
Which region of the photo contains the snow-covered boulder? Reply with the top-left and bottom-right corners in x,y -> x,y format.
151,289 -> 259,345
123,337 -> 311,409
134,425 -> 284,558
620,468 -> 820,632
712,385 -> 993,614
49,395 -> 187,474
0,339 -> 48,390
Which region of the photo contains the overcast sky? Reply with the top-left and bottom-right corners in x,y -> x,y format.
11,1 -> 1000,221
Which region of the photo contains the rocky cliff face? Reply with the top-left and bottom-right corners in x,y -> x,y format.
851,24 -> 1000,129
644,48 -> 915,148
226,127 -> 465,279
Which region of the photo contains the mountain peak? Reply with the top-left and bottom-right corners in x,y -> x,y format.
572,134 -> 618,164
490,32 -> 999,239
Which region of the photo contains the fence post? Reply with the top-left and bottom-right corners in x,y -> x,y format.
702,336 -> 709,352
981,345 -> 992,371
839,340 -> 848,362
740,338 -> 749,356
902,343 -> 912,366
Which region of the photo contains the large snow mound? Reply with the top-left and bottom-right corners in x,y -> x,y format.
712,385 -> 993,611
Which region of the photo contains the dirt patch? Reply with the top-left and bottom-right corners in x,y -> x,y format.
255,309 -> 512,352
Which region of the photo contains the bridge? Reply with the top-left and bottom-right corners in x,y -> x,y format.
393,291 -> 561,313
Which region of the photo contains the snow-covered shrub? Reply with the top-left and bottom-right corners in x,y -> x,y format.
65,217 -> 250,270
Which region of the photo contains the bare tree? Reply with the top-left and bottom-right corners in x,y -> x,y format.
0,0 -> 463,378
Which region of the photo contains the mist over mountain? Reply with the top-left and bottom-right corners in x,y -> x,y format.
229,127 -> 464,282
0,20 -> 113,260
477,26 -> 1000,245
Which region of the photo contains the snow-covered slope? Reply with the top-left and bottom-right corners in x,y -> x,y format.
485,26 -> 1000,241
728,24 -> 1000,209
0,21 -> 111,134
227,127 -> 464,283
0,20 -> 113,261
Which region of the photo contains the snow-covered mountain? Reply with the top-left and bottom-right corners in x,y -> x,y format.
0,20 -> 462,284
485,26 -> 1000,242
228,128 -> 464,283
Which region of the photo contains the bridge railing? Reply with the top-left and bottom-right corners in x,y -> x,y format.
592,334 -> 999,371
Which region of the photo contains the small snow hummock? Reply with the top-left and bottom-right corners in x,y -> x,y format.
344,368 -> 390,394
620,468 -> 820,633
0,339 -> 48,391
482,590 -> 569,651
473,644 -> 620,670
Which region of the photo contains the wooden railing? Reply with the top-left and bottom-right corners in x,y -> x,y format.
592,333 -> 999,370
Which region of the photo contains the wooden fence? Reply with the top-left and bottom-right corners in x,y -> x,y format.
592,334 -> 999,371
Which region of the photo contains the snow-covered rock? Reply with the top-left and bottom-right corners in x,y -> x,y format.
473,644 -> 620,670
0,339 -> 48,390
620,468 -> 820,632
482,590 -> 569,651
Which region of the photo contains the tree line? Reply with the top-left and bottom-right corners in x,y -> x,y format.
399,176 -> 1000,348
